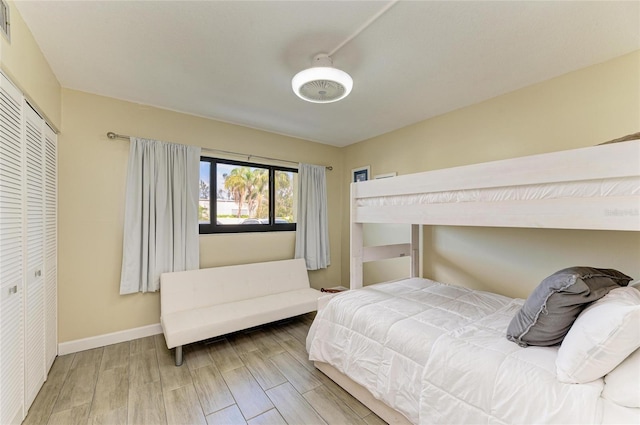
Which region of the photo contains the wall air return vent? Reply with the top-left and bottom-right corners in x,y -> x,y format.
0,0 -> 9,42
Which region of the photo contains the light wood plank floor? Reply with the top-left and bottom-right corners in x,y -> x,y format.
23,313 -> 386,425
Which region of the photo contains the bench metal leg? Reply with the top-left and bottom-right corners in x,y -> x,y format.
175,345 -> 183,366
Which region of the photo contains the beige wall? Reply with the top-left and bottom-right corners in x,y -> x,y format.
58,90 -> 343,342
343,50 -> 640,298
0,1 -> 61,128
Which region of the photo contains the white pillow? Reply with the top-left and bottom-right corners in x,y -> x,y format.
603,348 -> 640,407
556,286 -> 640,384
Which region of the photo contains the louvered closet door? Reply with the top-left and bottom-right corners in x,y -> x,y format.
23,103 -> 45,408
0,74 -> 25,424
43,124 -> 57,369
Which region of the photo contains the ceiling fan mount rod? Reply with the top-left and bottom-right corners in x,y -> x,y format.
328,0 -> 399,57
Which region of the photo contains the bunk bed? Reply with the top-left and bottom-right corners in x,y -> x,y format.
306,140 -> 640,424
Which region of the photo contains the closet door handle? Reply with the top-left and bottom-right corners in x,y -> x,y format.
9,285 -> 18,295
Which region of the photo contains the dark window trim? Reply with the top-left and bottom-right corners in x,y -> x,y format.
199,157 -> 297,234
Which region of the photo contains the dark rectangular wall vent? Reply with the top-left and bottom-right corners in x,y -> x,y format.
0,0 -> 10,42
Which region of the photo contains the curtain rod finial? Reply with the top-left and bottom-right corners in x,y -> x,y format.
107,132 -> 117,139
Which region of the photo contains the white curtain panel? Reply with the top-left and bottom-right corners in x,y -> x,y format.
119,137 -> 201,295
295,163 -> 330,270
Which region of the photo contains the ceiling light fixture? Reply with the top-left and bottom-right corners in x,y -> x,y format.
291,0 -> 399,104
292,53 -> 353,104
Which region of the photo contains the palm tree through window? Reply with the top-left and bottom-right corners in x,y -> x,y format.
199,158 -> 297,234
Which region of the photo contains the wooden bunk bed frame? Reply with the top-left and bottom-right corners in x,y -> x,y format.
315,139 -> 640,424
351,140 -> 640,290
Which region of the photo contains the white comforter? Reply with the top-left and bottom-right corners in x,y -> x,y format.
306,278 -> 622,424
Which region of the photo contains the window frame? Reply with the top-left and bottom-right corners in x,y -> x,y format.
199,157 -> 297,234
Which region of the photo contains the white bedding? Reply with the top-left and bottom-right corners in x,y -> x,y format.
306,278 -> 639,424
356,176 -> 640,208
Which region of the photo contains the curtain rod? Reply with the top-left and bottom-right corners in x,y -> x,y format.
107,132 -> 333,171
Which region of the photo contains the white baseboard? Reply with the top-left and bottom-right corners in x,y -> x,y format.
58,323 -> 163,356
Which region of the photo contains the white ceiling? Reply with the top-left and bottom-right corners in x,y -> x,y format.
15,1 -> 640,147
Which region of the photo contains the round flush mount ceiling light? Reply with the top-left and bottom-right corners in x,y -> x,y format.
292,53 -> 353,103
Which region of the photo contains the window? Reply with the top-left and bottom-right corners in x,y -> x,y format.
199,157 -> 297,233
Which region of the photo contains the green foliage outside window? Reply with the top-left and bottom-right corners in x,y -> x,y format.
199,158 -> 296,233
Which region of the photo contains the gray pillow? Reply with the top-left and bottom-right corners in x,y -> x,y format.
506,267 -> 632,347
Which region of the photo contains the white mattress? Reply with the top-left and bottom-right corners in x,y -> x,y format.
306,278 -> 639,424
356,176 -> 640,208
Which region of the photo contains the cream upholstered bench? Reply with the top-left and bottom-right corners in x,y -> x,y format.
160,258 -> 322,366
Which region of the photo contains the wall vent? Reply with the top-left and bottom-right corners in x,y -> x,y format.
0,0 -> 9,42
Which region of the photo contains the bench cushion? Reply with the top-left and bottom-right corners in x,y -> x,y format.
160,258 -> 311,314
161,287 -> 321,348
